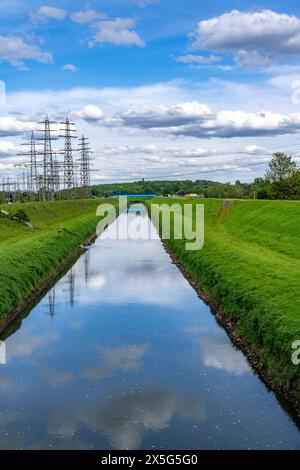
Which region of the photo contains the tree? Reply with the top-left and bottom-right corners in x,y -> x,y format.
287,170 -> 300,199
265,153 -> 297,199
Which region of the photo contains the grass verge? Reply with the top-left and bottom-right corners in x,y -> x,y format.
0,199 -> 110,323
147,198 -> 300,398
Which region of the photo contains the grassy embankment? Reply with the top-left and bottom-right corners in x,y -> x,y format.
148,198 -> 300,391
0,199 -> 109,322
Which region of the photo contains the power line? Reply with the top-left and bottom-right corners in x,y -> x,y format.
1,115 -> 93,203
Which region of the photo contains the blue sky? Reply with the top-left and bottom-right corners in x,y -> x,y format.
1,1 -> 300,183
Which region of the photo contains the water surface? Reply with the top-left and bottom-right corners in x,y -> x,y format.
0,210 -> 300,449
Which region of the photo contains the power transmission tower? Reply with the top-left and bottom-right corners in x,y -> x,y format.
45,287 -> 56,320
17,131 -> 41,199
37,116 -> 58,201
53,153 -> 61,194
30,131 -> 37,193
60,118 -> 77,197
78,135 -> 93,198
68,267 -> 75,306
2,115 -> 93,203
1,176 -> 15,204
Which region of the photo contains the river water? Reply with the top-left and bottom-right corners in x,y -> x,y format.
0,210 -> 300,449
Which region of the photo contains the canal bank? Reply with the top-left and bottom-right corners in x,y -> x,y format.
0,210 -> 300,449
0,199 -> 116,330
145,198 -> 300,415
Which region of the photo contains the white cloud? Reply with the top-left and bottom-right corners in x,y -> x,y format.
234,50 -> 273,69
102,144 -> 159,155
3,79 -> 299,183
119,101 -> 300,138
176,54 -> 220,65
242,144 -> 266,154
102,144 -> 216,159
0,35 -> 52,69
0,116 -> 35,137
191,9 -> 300,67
36,6 -> 67,21
73,104 -> 104,122
71,9 -> 106,24
120,101 -> 211,128
0,140 -> 22,157
90,18 -> 145,48
62,63 -> 78,72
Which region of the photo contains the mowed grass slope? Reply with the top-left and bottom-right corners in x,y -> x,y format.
149,198 -> 300,388
0,199 -> 103,320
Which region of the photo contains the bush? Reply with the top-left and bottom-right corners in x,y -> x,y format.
13,209 -> 30,223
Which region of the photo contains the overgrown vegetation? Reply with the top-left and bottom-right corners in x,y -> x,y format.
13,208 -> 30,223
147,197 -> 300,391
0,199 -> 106,321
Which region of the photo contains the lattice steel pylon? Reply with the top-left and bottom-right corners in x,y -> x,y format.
78,135 -> 92,198
39,115 -> 57,201
17,131 -> 41,197
60,118 -> 77,197
29,131 -> 37,192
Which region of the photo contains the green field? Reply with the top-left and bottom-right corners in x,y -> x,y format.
0,199 -> 104,321
148,198 -> 300,391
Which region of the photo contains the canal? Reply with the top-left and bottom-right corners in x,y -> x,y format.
0,209 -> 300,449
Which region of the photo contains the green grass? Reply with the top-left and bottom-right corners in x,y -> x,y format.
147,198 -> 300,389
0,199 -> 108,321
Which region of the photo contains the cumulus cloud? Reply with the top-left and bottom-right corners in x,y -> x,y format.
2,79 -> 298,182
120,101 -> 211,128
73,104 -> 104,122
0,140 -> 22,157
0,35 -> 52,69
0,116 -> 35,137
71,9 -> 106,24
176,54 -> 220,65
34,5 -> 67,21
191,9 -> 300,67
62,63 -> 78,72
89,18 -> 145,48
242,144 -> 266,154
234,50 -> 274,69
118,101 -> 300,138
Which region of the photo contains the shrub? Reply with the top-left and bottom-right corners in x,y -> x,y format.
13,209 -> 30,223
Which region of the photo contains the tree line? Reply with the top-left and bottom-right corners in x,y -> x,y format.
91,153 -> 300,200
